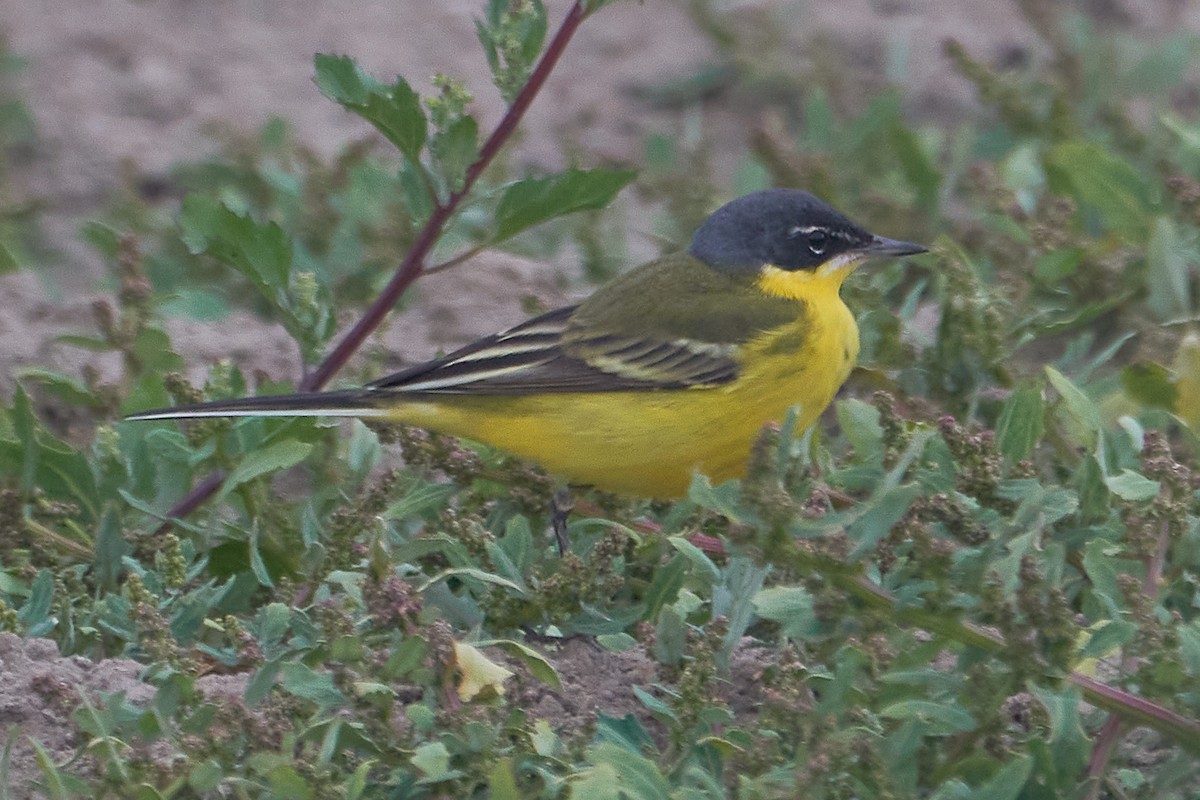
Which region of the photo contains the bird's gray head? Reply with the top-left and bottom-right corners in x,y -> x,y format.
689,188 -> 924,273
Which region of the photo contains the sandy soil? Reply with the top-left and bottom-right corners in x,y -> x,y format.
0,0 -> 1196,795
0,0 -> 1068,389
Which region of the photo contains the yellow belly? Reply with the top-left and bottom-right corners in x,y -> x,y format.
386,301 -> 859,498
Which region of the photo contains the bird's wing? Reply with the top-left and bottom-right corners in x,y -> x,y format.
367,255 -> 807,397
365,304 -> 742,396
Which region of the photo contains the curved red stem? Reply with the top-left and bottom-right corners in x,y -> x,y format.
158,1 -> 592,529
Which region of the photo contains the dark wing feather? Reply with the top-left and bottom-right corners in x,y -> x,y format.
365,254 -> 810,397
365,304 -> 741,396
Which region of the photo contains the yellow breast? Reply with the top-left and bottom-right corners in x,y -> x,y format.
388,262 -> 861,497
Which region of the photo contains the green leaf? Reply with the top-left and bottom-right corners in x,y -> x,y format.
312,53 -> 372,104
667,536 -> 721,583
383,636 -> 426,679
244,660 -> 282,706
487,759 -> 522,800
753,586 -> 817,639
256,603 -> 294,656
1032,686 -> 1089,777
118,489 -> 205,533
719,557 -> 767,669
14,368 -> 104,409
179,195 -> 292,294
1044,140 -> 1152,240
17,569 -> 55,637
218,440 -> 314,501
569,764 -> 621,800
643,555 -> 686,621
596,633 -> 637,652
1077,619 -> 1137,659
346,420 -> 381,479
362,79 -> 427,163
431,115 -> 478,193
879,700 -> 976,735
411,741 -> 454,781
848,484 -> 921,554
499,516 -> 536,574
484,541 -> 528,592
265,765 -> 313,800
32,737 -> 89,799
248,525 -> 275,588
529,720 -> 562,758
1082,538 -> 1122,612
382,480 -> 456,521
477,638 -> 562,690
10,386 -> 38,492
686,474 -> 746,523
595,713 -> 655,752
996,383 -> 1044,462
1032,248 -> 1085,284
1179,621 -> 1200,674
93,506 -> 130,591
0,431 -> 98,520
1076,454 -> 1110,521
584,742 -> 671,800
313,54 -> 428,163
889,122 -> 940,212
652,605 -> 686,666
418,566 -> 525,594
346,760 -> 375,800
1104,469 -> 1160,501
1162,112 -> 1200,154
0,241 -> 17,273
972,754 -> 1032,800
476,0 -> 549,103
836,398 -> 884,466
1126,35 -> 1195,94
1044,366 -> 1102,451
1146,216 -> 1192,322
631,685 -> 677,722
493,168 -> 636,241
280,661 -> 345,708
131,327 -> 185,373
1122,361 -> 1178,409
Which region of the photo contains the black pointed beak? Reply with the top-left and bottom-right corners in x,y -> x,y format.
865,235 -> 927,258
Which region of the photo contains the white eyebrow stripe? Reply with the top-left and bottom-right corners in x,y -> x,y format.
789,225 -> 854,239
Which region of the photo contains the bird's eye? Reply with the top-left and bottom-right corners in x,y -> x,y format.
806,230 -> 829,255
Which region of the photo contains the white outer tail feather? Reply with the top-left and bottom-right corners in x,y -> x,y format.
126,406 -> 391,422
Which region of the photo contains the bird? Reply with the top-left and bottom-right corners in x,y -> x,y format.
128,188 -> 926,498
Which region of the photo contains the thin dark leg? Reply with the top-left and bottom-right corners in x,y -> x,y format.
551,487 -> 573,554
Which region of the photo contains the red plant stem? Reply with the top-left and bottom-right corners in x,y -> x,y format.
157,1 -> 593,529
1083,517 -> 1174,797
831,575 -> 1200,754
302,0 -> 589,392
164,472 -> 224,522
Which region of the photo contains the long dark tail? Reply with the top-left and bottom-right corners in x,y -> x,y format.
125,389 -> 389,422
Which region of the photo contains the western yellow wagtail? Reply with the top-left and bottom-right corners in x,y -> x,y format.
129,189 -> 926,497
